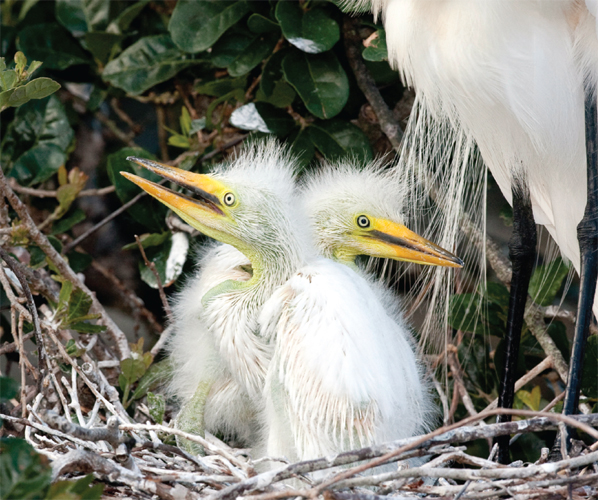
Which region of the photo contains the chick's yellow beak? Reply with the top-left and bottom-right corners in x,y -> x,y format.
365,218 -> 463,268
120,157 -> 228,232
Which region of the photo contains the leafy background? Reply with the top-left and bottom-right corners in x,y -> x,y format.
0,0 -> 596,494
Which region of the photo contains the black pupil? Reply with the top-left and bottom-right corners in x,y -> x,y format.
359,216 -> 368,227
226,194 -> 233,204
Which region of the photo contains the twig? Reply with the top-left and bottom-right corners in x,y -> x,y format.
309,409 -> 598,498
150,324 -> 173,356
211,411 -> 598,500
40,410 -> 123,448
484,355 -> 554,411
119,422 -> 254,477
0,169 -> 131,359
90,259 -> 163,334
524,301 -> 570,383
135,235 -> 173,321
63,189 -> 148,253
156,105 -> 170,162
0,246 -> 46,376
0,331 -> 34,355
447,346 -> 478,417
343,16 -> 403,149
334,449 -> 598,487
95,110 -> 138,148
9,179 -> 115,198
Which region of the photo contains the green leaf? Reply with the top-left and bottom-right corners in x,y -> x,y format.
230,102 -> 294,136
212,31 -> 278,77
255,80 -> 296,108
66,250 -> 92,273
260,49 -> 286,97
120,357 -> 146,385
67,288 -> 93,323
69,322 -> 106,334
581,334 -> 598,400
308,121 -> 373,162
189,118 -> 206,135
0,438 -> 52,500
528,257 -> 570,306
0,377 -> 19,401
65,339 -> 84,357
107,1 -> 149,34
180,107 -> 192,136
288,127 -> 315,170
11,143 -> 65,186
247,13 -> 279,34
449,293 -> 486,335
56,0 -> 110,34
2,76 -> 63,109
362,29 -> 388,61
122,232 -> 170,251
275,2 -> 339,54
139,232 -> 189,288
0,70 -> 18,91
1,95 -> 74,178
84,32 -> 126,64
169,0 -> 251,54
103,34 -> 197,96
51,208 -> 86,235
14,52 -> 27,75
195,75 -> 247,97
147,392 -> 165,424
515,386 -> 542,411
17,23 -> 89,70
547,321 -> 570,363
58,280 -> 74,311
106,147 -> 167,231
46,474 -> 104,500
282,50 -> 349,119
131,359 -> 171,401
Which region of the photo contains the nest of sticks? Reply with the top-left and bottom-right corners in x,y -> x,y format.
2,382 -> 597,500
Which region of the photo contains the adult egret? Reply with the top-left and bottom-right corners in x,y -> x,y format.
344,0 -> 598,461
121,145 -> 462,460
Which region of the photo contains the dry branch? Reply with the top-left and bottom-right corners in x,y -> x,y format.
0,168 -> 131,359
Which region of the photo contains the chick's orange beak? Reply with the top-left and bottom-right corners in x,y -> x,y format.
120,157 -> 228,231
369,218 -> 463,268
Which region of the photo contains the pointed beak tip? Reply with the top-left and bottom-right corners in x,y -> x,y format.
454,257 -> 465,268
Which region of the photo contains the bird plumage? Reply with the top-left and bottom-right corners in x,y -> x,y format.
345,0 -> 598,315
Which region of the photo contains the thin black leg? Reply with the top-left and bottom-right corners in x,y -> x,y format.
494,183 -> 537,465
563,87 -> 598,427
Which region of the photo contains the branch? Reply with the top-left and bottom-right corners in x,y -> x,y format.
211,411 -> 598,500
9,179 -> 115,198
135,235 -> 173,322
0,169 -> 131,359
0,246 -> 46,377
343,16 -> 403,148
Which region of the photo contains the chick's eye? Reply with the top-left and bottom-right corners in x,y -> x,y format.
357,215 -> 370,228
223,192 -> 236,206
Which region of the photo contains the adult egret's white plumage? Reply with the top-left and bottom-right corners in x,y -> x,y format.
342,0 -> 598,461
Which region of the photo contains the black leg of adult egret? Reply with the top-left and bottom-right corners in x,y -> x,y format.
495,184 -> 537,465
563,88 -> 598,436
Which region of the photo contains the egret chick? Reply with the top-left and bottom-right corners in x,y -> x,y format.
121,142 -> 308,452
